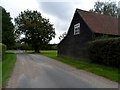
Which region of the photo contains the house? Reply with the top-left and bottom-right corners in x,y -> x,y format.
58,9 -> 120,60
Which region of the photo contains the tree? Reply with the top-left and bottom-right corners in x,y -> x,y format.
59,32 -> 67,41
1,6 -> 15,49
15,10 -> 55,53
90,1 -> 118,17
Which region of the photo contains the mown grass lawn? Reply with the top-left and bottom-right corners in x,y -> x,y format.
26,50 -> 120,83
2,52 -> 16,87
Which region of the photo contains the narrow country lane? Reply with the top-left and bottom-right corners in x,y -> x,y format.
6,51 -> 118,88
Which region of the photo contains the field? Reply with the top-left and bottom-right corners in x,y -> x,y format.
2,52 -> 16,87
39,50 -> 119,83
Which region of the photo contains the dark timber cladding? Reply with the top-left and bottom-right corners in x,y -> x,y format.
58,9 -> 119,60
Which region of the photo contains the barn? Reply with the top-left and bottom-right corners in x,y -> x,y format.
58,9 -> 119,60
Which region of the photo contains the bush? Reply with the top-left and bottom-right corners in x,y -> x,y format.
0,43 -> 6,60
88,37 -> 120,68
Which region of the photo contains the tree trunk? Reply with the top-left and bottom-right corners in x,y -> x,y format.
34,46 -> 40,53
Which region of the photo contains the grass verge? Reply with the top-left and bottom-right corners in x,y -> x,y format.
25,50 -> 119,83
0,61 -> 2,89
2,52 -> 16,87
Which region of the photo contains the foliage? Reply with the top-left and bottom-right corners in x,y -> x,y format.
0,43 -> 6,60
13,42 -> 32,50
59,32 -> 67,41
15,10 -> 55,53
41,44 -> 57,50
90,1 -> 118,17
92,34 -> 111,41
88,37 -> 120,68
1,6 -> 15,49
39,50 -> 119,83
0,43 -> 2,60
13,43 -> 57,50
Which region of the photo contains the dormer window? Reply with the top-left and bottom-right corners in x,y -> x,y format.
74,23 -> 80,35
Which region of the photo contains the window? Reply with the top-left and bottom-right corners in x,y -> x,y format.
74,23 -> 80,35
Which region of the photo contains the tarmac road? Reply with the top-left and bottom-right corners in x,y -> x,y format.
6,51 -> 118,88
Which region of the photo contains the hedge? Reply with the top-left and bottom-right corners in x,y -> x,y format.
88,37 -> 120,68
0,43 -> 6,60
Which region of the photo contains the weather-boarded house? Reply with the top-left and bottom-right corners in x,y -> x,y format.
58,9 -> 119,60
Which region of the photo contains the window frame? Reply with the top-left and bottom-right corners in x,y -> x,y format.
74,23 -> 80,35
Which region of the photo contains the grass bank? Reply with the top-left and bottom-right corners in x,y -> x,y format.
2,52 -> 16,87
26,50 -> 119,83
0,61 -> 2,89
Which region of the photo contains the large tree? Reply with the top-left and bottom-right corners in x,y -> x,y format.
2,6 -> 15,49
15,10 -> 55,53
90,1 -> 118,17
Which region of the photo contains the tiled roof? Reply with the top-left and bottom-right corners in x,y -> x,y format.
77,9 -> 119,35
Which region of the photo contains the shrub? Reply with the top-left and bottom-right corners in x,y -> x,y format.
0,43 -> 6,60
88,37 -> 120,68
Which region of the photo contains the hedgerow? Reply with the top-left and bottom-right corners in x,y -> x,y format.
88,37 -> 120,68
0,43 -> 6,60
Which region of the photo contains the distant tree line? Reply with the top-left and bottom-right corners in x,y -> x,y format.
13,43 -> 57,50
89,1 -> 118,17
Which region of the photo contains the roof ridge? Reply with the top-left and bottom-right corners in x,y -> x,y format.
76,8 -> 117,19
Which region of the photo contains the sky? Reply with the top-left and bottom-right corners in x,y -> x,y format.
1,0 -> 120,44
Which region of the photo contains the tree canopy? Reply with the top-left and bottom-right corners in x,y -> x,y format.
90,1 -> 118,17
2,6 -> 15,49
15,10 -> 55,53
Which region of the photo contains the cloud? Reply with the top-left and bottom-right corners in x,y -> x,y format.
38,2 -> 74,21
118,1 -> 120,8
36,2 -> 77,43
1,0 -> 40,23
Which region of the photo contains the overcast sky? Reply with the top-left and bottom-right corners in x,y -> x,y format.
1,0 -> 119,44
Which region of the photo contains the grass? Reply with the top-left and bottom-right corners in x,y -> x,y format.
2,52 -> 16,87
41,50 -> 120,83
0,61 -> 2,89
25,50 -> 120,83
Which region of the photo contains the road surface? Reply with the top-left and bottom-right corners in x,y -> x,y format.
6,51 -> 118,88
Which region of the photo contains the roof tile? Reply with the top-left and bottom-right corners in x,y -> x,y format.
77,9 -> 119,35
